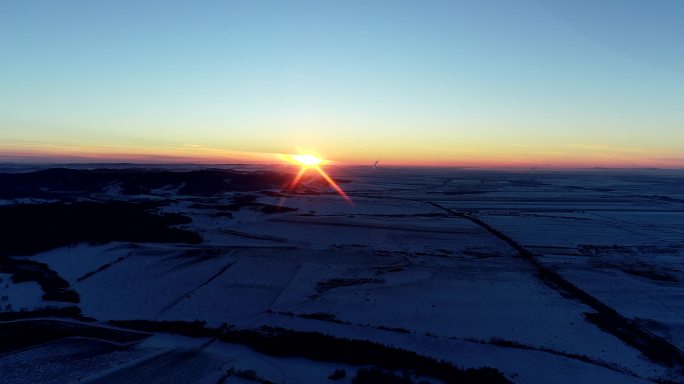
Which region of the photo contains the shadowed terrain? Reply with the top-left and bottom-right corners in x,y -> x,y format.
1,166 -> 684,383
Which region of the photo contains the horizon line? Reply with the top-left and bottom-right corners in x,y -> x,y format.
0,160 -> 682,172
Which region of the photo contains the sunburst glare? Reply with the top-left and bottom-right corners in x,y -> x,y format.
287,152 -> 352,204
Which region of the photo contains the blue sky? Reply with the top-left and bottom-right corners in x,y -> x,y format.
1,0 -> 682,166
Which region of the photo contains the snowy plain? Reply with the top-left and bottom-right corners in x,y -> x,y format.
1,165 -> 684,383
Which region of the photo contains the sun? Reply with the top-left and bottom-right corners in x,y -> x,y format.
292,154 -> 324,167
286,152 -> 352,204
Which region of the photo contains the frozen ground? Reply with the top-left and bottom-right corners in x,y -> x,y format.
1,166 -> 684,383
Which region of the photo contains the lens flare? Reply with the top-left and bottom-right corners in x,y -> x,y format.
286,152 -> 352,204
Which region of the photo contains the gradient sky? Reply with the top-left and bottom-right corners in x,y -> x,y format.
1,0 -> 683,167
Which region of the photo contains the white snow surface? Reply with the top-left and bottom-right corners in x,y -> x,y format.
4,167 -> 684,383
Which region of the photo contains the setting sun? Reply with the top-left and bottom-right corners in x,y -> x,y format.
292,154 -> 324,167
286,152 -> 352,204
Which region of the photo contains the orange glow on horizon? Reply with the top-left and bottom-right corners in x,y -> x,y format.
1,142 -> 683,169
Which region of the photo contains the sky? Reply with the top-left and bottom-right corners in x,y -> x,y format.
1,0 -> 683,167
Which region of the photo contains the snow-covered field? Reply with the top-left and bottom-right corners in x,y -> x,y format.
2,166 -> 684,383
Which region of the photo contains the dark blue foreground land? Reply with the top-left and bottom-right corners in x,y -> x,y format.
1,165 -> 683,383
